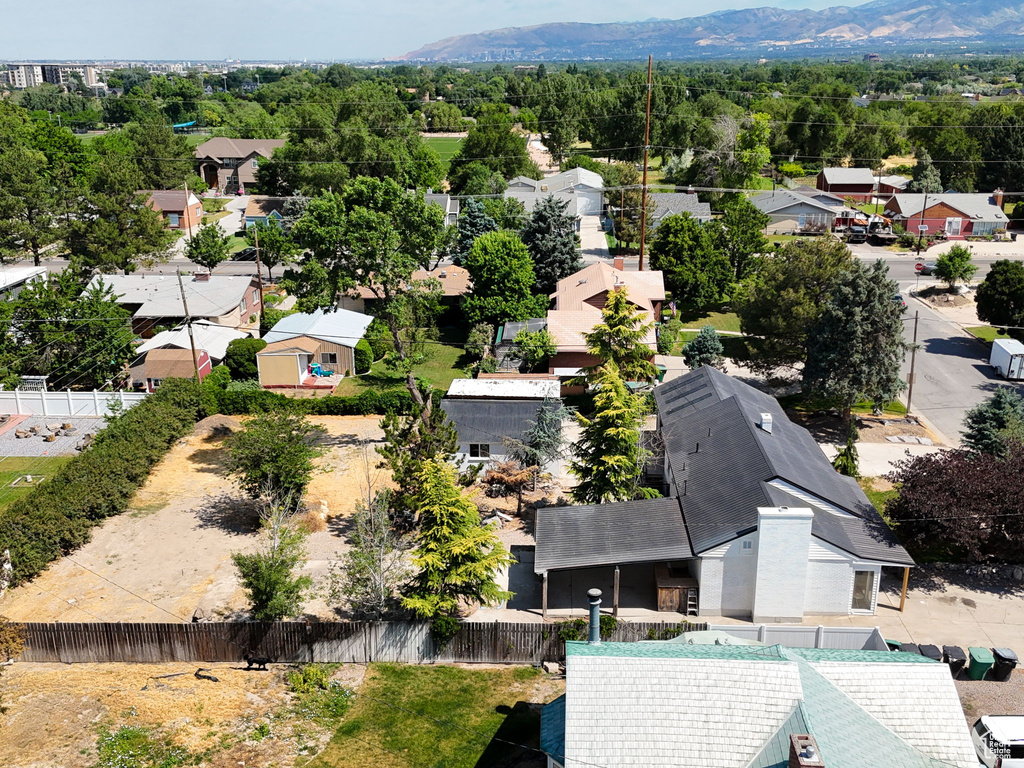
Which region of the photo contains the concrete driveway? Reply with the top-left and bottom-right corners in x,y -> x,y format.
579,216 -> 611,263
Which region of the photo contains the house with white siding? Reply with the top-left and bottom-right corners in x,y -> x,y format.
533,366 -> 914,621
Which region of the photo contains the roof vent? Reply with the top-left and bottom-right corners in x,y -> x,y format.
788,734 -> 824,768
759,413 -> 773,434
540,185 -> 548,192
439,269 -> 447,278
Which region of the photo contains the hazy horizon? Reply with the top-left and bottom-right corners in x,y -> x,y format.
1,0 -> 867,62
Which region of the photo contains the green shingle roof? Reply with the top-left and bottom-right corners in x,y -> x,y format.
566,641 -> 938,664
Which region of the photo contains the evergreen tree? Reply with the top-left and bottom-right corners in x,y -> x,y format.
453,197 -> 497,265
583,287 -> 658,382
401,460 -> 514,620
569,364 -> 659,504
681,325 -> 725,370
462,231 -> 549,326
804,260 -> 906,427
977,260 -> 1024,339
907,147 -> 943,194
649,213 -> 732,306
962,387 -> 1024,457
185,223 -> 231,272
520,195 -> 583,294
832,435 -> 860,478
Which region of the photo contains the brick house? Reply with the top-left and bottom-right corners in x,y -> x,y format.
143,190 -> 203,231
815,167 -> 876,202
884,191 -> 1008,238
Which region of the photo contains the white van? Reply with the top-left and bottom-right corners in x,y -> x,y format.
973,717 -> 1024,768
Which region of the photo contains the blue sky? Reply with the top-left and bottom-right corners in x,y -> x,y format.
0,0 -> 865,61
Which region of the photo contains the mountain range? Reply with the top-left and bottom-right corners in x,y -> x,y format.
398,0 -> 1024,61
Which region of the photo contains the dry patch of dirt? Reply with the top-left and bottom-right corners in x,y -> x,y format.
920,287 -> 974,309
789,411 -> 940,446
0,661 -> 365,768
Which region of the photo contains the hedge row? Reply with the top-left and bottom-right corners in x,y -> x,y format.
212,387 -> 418,416
0,379 -> 201,587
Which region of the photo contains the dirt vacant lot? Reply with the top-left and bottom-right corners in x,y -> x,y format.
0,415 -> 386,623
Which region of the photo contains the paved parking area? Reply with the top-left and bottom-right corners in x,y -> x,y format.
0,416 -> 103,456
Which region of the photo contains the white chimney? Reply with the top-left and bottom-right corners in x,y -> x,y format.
759,413 -> 773,434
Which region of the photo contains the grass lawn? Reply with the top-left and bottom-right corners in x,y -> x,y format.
183,134 -> 209,148
855,202 -> 884,215
306,664 -> 548,768
202,198 -> 228,214
768,234 -> 816,245
0,456 -> 72,512
675,330 -> 752,360
778,393 -> 907,417
859,478 -> 897,516
226,235 -> 249,254
668,306 -> 743,334
423,136 -> 464,172
332,326 -> 469,396
965,326 -> 1004,343
203,210 -> 231,225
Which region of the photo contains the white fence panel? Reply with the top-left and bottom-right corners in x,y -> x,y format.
711,624 -> 887,651
0,390 -> 147,417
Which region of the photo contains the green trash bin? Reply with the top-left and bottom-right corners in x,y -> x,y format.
968,646 -> 995,680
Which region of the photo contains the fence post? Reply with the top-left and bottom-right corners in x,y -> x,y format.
40,390 -> 48,416
119,391 -> 126,411
13,388 -> 21,414
67,389 -> 73,415
815,625 -> 824,648
757,624 -> 766,643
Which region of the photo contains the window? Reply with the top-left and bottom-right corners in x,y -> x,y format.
321,352 -> 338,365
149,378 -> 162,389
469,444 -> 491,459
239,296 -> 246,312
741,539 -> 753,553
851,570 -> 875,611
251,159 -> 258,169
168,213 -> 179,227
945,217 -> 963,236
252,289 -> 259,304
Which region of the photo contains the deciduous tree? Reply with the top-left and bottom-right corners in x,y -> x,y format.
185,223 -> 232,272
934,244 -> 978,290
649,213 -> 732,307
225,412 -> 327,501
245,220 -> 299,281
716,196 -> 770,281
223,337 -> 268,380
462,231 -> 548,326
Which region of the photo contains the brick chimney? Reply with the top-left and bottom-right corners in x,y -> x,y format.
789,734 -> 824,768
613,256 -> 625,271
194,272 -> 211,282
993,188 -> 1005,210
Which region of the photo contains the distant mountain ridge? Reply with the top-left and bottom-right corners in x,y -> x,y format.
398,0 -> 1024,61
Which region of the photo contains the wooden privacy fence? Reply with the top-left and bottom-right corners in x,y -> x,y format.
16,620 -> 708,665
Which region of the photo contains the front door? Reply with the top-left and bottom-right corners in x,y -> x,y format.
945,217 -> 963,236
852,570 -> 875,611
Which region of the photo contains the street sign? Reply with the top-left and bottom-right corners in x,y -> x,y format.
915,262 -> 924,272
917,224 -> 929,233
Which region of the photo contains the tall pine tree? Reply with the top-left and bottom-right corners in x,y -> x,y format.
803,260 -> 906,427
569,363 -> 658,504
401,460 -> 514,620
962,387 -> 1024,457
453,197 -> 497,265
520,195 -> 582,294
583,287 -> 658,383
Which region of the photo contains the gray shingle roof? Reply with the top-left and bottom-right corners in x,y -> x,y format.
86,274 -> 256,319
750,189 -> 836,215
534,497 -> 692,573
441,397 -> 551,447
654,367 -> 913,564
887,193 -> 1007,222
651,192 -> 712,222
820,167 -> 876,186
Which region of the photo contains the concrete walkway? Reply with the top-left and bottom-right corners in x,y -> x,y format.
579,216 -> 611,263
819,442 -> 944,476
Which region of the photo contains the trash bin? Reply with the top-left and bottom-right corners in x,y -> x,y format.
992,648 -> 1019,682
969,646 -> 995,680
919,644 -> 942,662
944,646 -> 967,677
886,639 -> 902,651
900,642 -> 920,656
1013,233 -> 1018,242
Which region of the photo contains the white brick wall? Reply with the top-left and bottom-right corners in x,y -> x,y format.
804,559 -> 855,614
699,537 -> 757,616
753,507 -> 813,622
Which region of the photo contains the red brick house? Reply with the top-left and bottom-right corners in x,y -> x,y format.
143,190 -> 203,231
816,167 -> 876,202
884,191 -> 1008,238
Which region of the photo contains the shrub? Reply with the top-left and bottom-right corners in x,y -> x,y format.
213,387 -> 419,417
223,338 -> 268,380
778,162 -> 805,177
364,317 -> 393,361
354,340 -> 373,374
555,615 -> 618,641
0,379 -> 200,587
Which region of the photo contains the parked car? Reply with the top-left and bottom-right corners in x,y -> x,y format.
918,262 -> 938,275
846,226 -> 868,244
973,716 -> 1024,768
893,293 -> 906,308
231,246 -> 257,261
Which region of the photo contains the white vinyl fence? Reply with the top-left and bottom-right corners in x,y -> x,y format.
0,389 -> 148,417
710,624 -> 888,651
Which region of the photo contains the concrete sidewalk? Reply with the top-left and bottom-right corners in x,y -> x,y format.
820,441 -> 944,477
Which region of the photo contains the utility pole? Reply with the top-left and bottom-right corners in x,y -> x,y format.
183,179 -> 194,242
905,310 -> 920,415
915,191 -> 929,256
638,54 -> 653,272
177,272 -> 201,383
619,188 -> 624,257
253,227 -> 266,297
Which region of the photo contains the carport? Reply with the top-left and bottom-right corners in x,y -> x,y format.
534,497 -> 694,618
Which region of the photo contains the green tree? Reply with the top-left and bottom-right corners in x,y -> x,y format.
185,224 -> 232,272
832,435 -> 860,478
68,153 -> 174,274
934,244 -> 978,290
977,260 -> 1024,339
649,213 -> 732,307
466,323 -> 495,360
225,411 -> 327,501
681,325 -> 725,370
245,220 -> 299,282
401,460 -> 514,620
716,197 -> 770,281
737,239 -> 855,376
506,398 -> 571,472
462,231 -> 548,326
569,363 -> 658,504
482,197 -> 527,231
453,197 -> 497,265
120,122 -> 194,190
583,287 -> 657,382
512,328 -> 556,372
448,108 -> 538,190
962,387 -> 1024,457
223,337 -> 268,380
907,147 -> 943,194
451,161 -> 508,197
804,260 -> 906,426
520,195 -> 583,294
232,497 -> 312,621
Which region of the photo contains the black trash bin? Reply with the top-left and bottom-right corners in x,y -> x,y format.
900,642 -> 920,656
1013,233 -> 1019,242
919,644 -> 942,662
992,648 -> 1019,681
943,646 -> 967,677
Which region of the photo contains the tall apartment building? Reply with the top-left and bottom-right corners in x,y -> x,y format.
7,64 -> 44,88
6,64 -> 98,89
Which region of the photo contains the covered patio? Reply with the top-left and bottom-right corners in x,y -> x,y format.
533,497 -> 695,618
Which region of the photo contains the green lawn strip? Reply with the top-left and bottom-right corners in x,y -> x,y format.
203,210 -> 231,225
422,136 -> 464,172
855,202 -> 884,215
965,326 -> 1003,343
306,664 -> 544,768
226,235 -> 249,254
183,134 -> 209,148
777,393 -> 907,417
202,198 -> 229,214
667,306 -> 743,333
0,456 -> 73,512
859,478 -> 898,517
331,326 -> 470,396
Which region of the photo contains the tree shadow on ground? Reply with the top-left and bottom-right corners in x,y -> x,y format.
187,445 -> 231,475
922,335 -> 989,361
314,431 -> 385,449
879,564 -> 1024,598
193,492 -> 261,535
473,702 -> 547,768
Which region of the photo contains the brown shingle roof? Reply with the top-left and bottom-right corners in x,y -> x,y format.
259,337 -> 321,354
143,190 -> 197,213
143,348 -> 199,379
244,195 -> 287,219
353,266 -> 472,299
194,137 -> 285,162
551,263 -> 665,312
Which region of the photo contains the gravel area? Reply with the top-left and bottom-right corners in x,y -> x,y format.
957,669 -> 1024,727
0,416 -> 103,456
